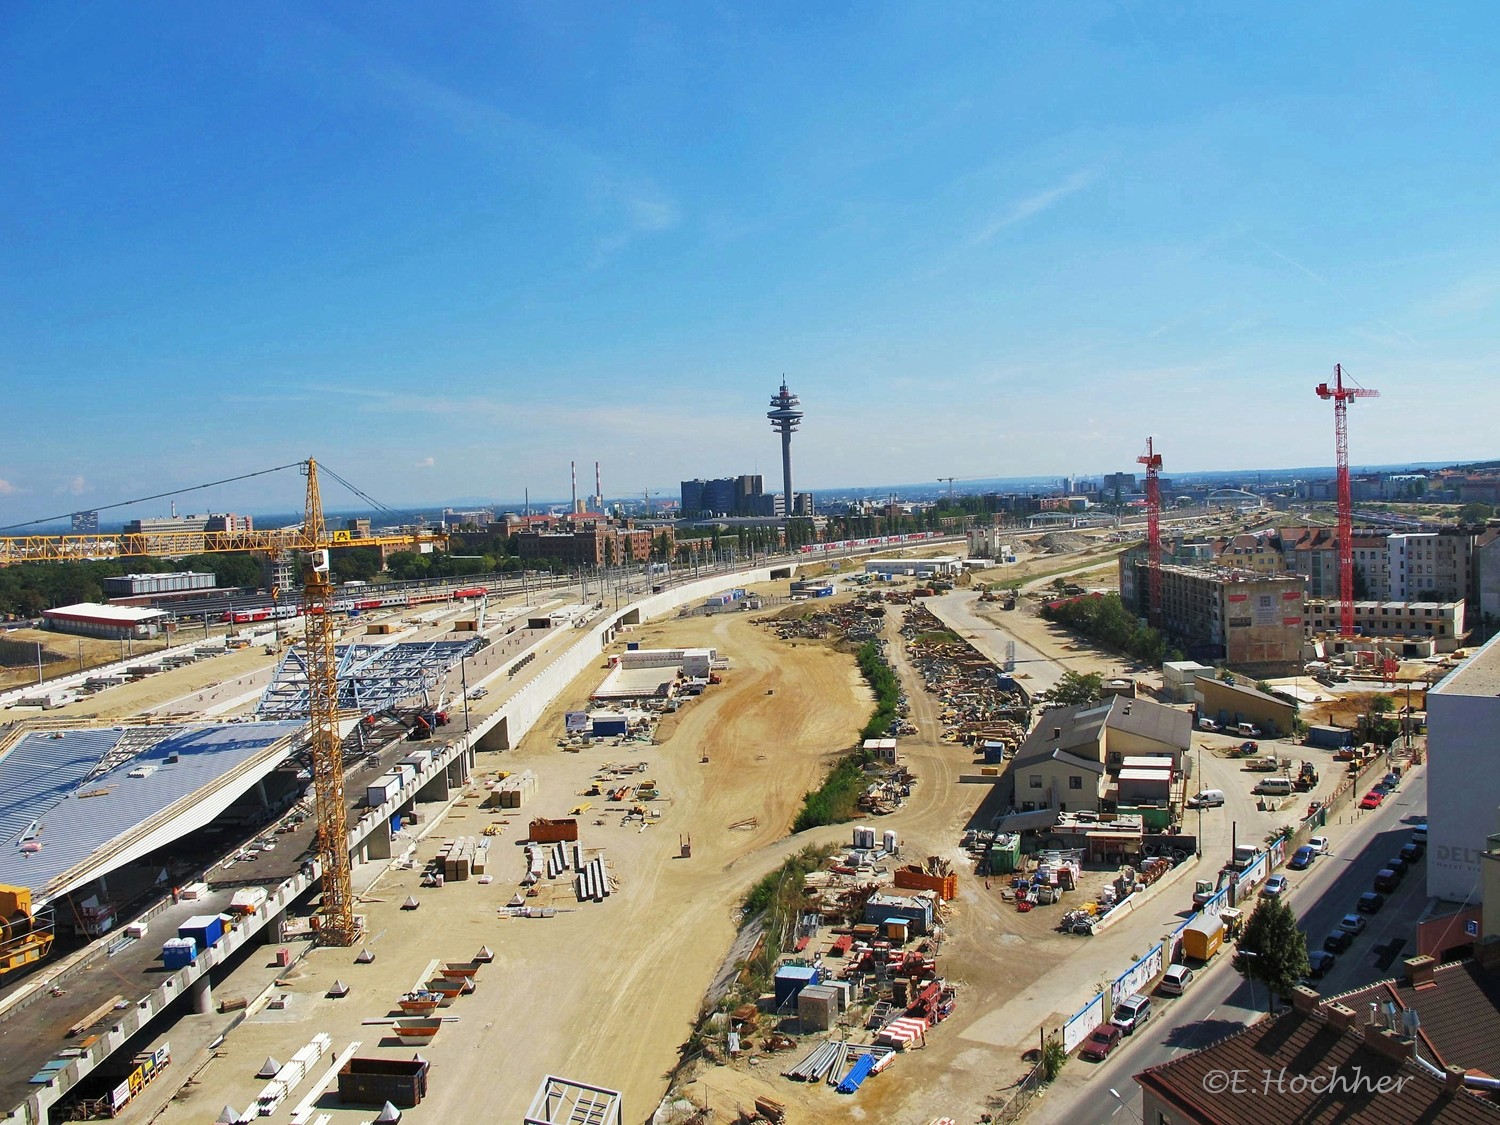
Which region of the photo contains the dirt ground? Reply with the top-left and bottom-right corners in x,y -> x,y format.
155,581 -> 878,1125
0,626 -> 173,693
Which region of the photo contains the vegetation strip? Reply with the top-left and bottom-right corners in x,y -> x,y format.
790,640 -> 897,832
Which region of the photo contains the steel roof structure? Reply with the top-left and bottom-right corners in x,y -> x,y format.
0,721 -> 303,902
255,639 -> 482,720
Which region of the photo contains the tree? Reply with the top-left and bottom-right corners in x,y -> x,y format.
1459,502 -> 1495,524
1233,896 -> 1309,1009
1050,671 -> 1103,707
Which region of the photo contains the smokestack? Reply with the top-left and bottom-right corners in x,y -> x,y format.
571,461 -> 577,514
595,461 -> 602,512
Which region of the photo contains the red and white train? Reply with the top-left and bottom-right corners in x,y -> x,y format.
222,584 -> 489,623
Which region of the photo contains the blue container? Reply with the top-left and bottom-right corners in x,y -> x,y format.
627,641 -> 640,651
774,965 -> 820,1010
178,914 -> 224,951
592,717 -> 628,738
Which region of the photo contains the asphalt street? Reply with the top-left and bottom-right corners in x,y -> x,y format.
1031,765 -> 1430,1124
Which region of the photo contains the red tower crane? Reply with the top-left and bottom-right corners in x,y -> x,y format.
1315,364 -> 1380,639
1137,437 -> 1163,625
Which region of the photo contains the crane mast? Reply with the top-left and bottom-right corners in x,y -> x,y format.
1137,437 -> 1163,626
1315,365 -> 1380,639
0,457 -> 444,945
300,460 -> 358,945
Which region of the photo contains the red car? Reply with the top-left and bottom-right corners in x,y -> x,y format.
1359,790 -> 1384,810
1080,1024 -> 1122,1061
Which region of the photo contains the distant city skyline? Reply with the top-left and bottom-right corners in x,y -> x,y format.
2,4 -> 1497,522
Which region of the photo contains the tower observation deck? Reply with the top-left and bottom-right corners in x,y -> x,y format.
767,380 -> 803,520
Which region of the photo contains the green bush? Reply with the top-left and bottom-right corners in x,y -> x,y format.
1040,592 -> 1167,666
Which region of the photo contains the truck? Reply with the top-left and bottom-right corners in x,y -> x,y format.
1182,912 -> 1225,962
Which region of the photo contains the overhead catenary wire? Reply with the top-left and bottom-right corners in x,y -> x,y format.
0,461 -> 305,533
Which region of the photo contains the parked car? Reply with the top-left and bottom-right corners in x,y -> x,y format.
1373,869 -> 1401,893
1187,789 -> 1226,809
1262,875 -> 1290,900
1159,965 -> 1195,996
1324,929 -> 1354,953
1339,913 -> 1368,936
1288,845 -> 1317,870
1412,824 -> 1429,843
1385,855 -> 1409,877
1308,836 -> 1330,855
1111,993 -> 1153,1036
1079,1023 -> 1122,1061
1198,718 -> 1220,732
1382,771 -> 1401,790
1307,950 -> 1337,978
1358,891 -> 1387,913
1359,790 -> 1384,810
1400,842 -> 1424,864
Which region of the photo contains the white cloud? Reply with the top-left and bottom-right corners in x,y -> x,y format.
414,457 -> 435,469
57,475 -> 88,496
0,478 -> 18,495
967,168 -> 1098,248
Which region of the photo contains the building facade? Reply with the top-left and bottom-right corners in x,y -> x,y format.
102,572 -> 216,598
1127,560 -> 1305,672
516,523 -> 659,566
1303,599 -> 1466,652
1426,634 -> 1500,905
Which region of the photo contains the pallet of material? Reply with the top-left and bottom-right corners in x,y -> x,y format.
68,996 -> 127,1038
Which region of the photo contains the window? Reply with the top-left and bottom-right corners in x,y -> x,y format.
1029,774 -> 1043,790
1069,775 -> 1084,790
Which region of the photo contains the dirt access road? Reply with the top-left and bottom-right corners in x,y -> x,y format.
155,584 -> 878,1125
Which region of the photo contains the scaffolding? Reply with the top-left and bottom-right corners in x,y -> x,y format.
255,640 -> 482,721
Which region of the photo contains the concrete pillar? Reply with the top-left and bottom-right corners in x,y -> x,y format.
367,827 -> 393,861
264,906 -> 286,945
417,773 -> 450,802
190,974 -> 213,1015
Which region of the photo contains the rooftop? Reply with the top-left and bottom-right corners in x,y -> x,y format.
1136,1003 -> 1500,1125
41,601 -> 169,623
1431,633 -> 1500,699
0,721 -> 303,901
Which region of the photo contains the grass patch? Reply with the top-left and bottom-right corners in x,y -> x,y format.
915,629 -> 961,645
790,640 -> 898,833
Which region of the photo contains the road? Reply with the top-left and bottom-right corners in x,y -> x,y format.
1030,765 -> 1430,1124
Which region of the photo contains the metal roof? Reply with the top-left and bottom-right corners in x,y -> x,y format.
42,602 -> 169,623
0,721 -> 302,899
256,639 -> 481,720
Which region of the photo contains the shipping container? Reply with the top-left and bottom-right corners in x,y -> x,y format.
366,777 -> 400,806
177,914 -> 224,951
773,964 -> 821,1010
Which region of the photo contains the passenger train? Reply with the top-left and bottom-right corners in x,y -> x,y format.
222,585 -> 488,623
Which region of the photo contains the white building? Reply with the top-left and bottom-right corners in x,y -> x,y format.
1389,531 -> 1472,603
43,602 -> 169,640
1425,633 -> 1500,904
864,555 -> 963,578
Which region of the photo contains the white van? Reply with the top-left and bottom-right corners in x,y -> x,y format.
1254,777 -> 1295,796
1237,723 -> 1261,737
1187,789 -> 1226,808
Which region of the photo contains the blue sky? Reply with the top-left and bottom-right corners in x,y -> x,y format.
2,2 -> 1496,520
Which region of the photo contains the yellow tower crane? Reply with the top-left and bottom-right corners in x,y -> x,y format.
0,458 -> 446,946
